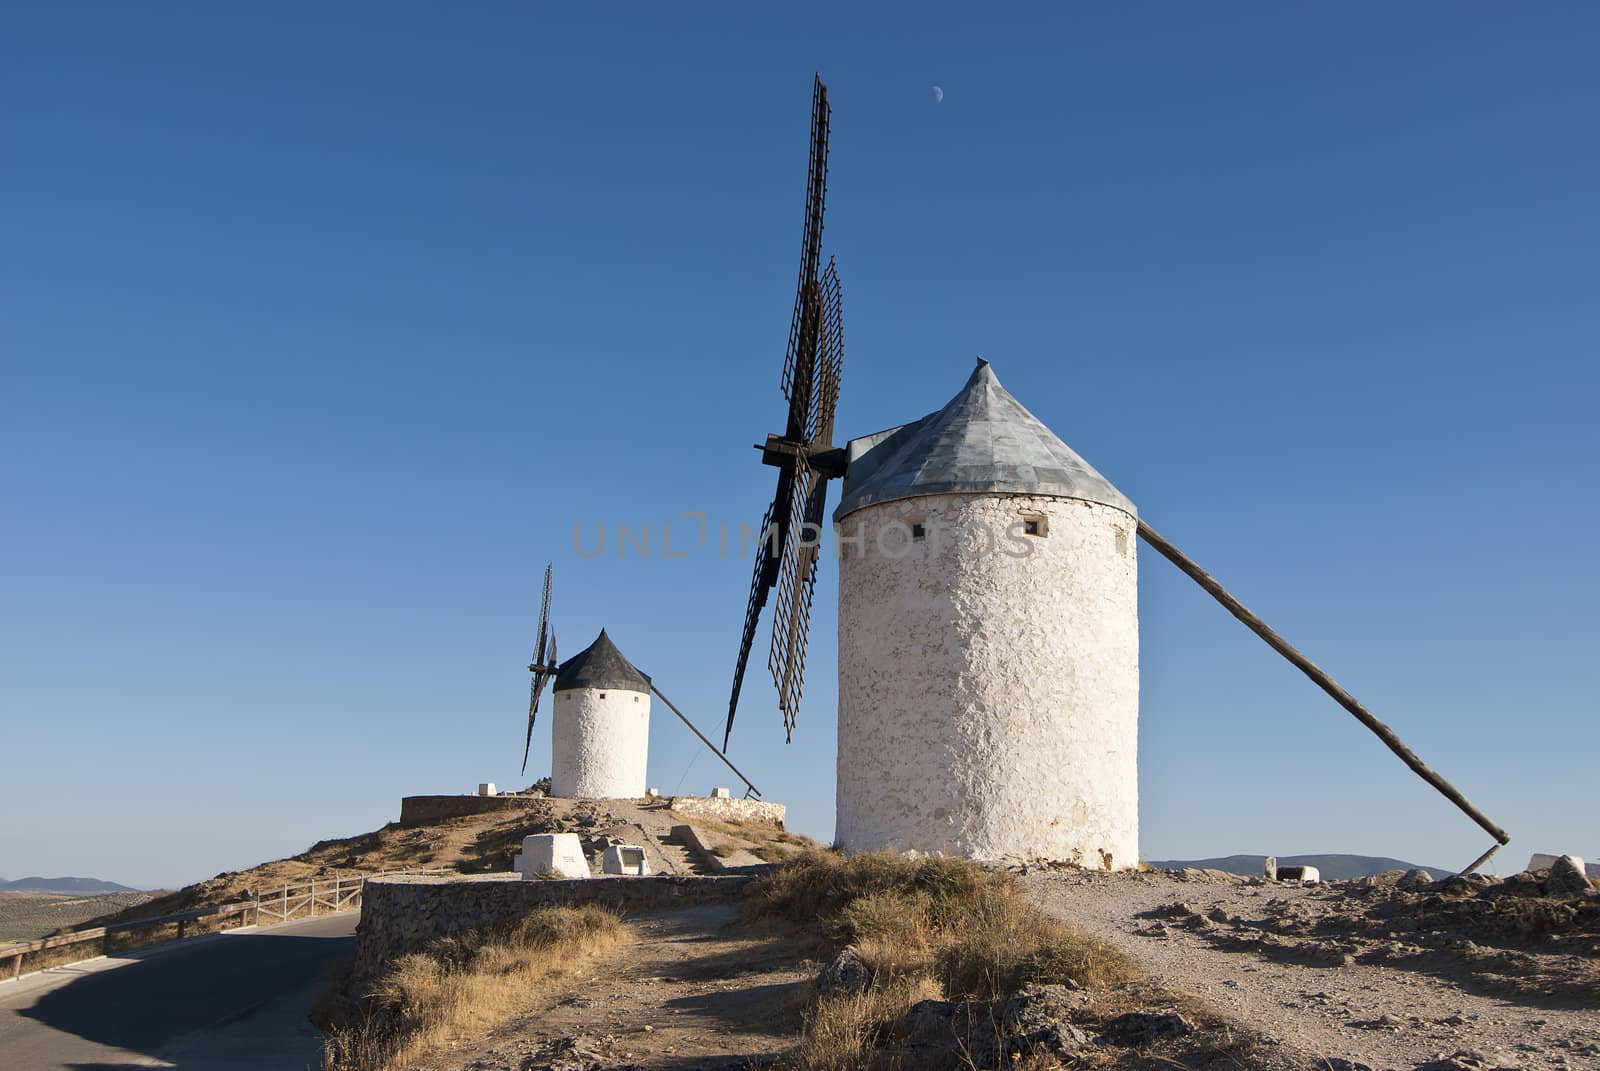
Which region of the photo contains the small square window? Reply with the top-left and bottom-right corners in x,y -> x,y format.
1020,514 -> 1048,537
910,523 -> 926,541
599,692 -> 607,699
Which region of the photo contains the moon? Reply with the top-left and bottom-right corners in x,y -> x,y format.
932,85 -> 944,103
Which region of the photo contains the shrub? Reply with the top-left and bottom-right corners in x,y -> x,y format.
322,904 -> 626,1071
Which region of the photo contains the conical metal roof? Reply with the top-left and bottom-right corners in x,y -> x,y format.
553,629 -> 652,693
835,361 -> 1135,519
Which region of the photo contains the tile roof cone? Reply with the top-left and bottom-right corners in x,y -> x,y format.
833,362 -> 1140,868
550,629 -> 652,799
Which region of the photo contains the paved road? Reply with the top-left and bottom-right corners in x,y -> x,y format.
0,913 -> 356,1070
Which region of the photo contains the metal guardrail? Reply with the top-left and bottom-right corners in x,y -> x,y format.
0,868 -> 449,982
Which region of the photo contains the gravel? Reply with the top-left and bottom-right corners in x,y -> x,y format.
1022,867 -> 1600,1070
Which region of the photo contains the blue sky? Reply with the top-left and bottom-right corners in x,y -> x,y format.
3,5 -> 1596,889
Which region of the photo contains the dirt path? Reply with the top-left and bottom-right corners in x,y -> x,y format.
1023,869 -> 1600,1070
419,904 -> 813,1071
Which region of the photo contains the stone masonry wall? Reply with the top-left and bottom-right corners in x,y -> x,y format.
354,873 -> 751,978
398,795 -> 547,826
667,796 -> 787,827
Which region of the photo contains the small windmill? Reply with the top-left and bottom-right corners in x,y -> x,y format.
522,564 -> 558,774
521,562 -> 766,798
725,73 -> 848,750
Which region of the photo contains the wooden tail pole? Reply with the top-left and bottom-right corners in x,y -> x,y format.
1459,841 -> 1502,877
1135,518 -> 1510,848
649,684 -> 763,799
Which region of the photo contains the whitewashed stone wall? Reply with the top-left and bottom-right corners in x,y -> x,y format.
835,493 -> 1139,869
551,687 -> 651,799
667,796 -> 787,827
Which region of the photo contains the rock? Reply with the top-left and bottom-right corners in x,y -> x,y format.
904,998 -> 959,1038
1323,1060 -> 1375,1071
1412,1050 -> 1524,1071
1400,868 -> 1436,890
1099,1010 -> 1194,1044
1001,984 -> 1085,1036
1003,1020 -> 1088,1061
816,946 -> 869,996
902,987 -> 1088,1063
1544,856 -> 1593,897
1150,901 -> 1196,918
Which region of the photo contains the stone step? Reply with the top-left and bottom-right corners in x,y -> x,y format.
654,830 -> 715,876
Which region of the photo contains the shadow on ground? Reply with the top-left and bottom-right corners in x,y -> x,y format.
17,926 -> 349,1069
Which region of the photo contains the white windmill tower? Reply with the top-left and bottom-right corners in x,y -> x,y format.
721,75 -> 1512,875
831,359 -> 1139,866
546,630 -> 653,799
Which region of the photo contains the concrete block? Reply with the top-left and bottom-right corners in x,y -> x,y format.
1526,852 -> 1574,872
478,782 -> 497,797
519,833 -> 591,880
646,787 -> 660,799
601,845 -> 650,876
512,851 -> 522,874
711,787 -> 731,799
1262,856 -> 1277,881
1275,865 -> 1320,883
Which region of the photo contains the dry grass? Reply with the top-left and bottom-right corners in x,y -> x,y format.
787,978 -> 941,1071
320,904 -> 627,1071
749,850 -> 1136,1070
684,816 -> 821,863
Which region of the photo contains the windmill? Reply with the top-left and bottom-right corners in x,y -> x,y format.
521,563 -> 766,798
720,76 -> 1510,874
522,563 -> 558,774
724,73 -> 847,750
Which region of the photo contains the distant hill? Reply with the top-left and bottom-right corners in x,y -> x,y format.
1149,854 -> 1452,881
0,876 -> 140,894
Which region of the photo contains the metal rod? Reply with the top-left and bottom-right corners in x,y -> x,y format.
650,683 -> 762,798
1136,518 -> 1509,847
1459,842 -> 1502,877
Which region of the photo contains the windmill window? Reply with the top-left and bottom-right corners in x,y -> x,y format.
599,692 -> 607,699
910,523 -> 926,541
1020,514 -> 1048,537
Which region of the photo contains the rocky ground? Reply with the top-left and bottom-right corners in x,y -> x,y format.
1021,864 -> 1600,1071
363,860 -> 1600,1071
410,904 -> 815,1071
389,902 -> 1286,1071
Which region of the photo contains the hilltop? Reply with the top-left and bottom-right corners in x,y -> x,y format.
0,875 -> 141,893
69,793 -> 813,935
0,889 -> 158,941
1148,853 -> 1452,880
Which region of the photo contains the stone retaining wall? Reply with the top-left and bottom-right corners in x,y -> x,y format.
397,794 -> 546,826
354,873 -> 752,978
667,796 -> 787,827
